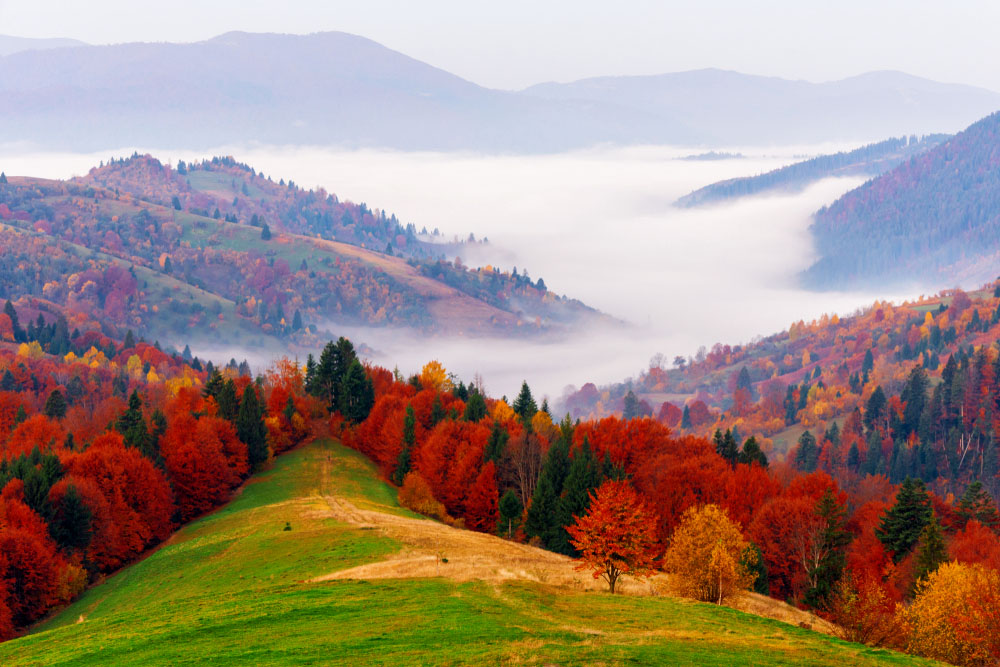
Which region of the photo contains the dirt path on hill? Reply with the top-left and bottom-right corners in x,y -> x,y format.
307,456 -> 838,635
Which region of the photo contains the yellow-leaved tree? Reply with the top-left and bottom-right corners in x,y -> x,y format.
904,561 -> 1000,666
419,360 -> 452,392
663,504 -> 758,604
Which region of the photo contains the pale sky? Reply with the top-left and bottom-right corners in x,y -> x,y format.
1,0 -> 999,91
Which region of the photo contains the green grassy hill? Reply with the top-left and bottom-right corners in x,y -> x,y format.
2,440 -> 937,665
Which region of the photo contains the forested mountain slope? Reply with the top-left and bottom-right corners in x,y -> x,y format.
0,156 -> 598,347
803,111 -> 1000,290
675,135 -> 948,207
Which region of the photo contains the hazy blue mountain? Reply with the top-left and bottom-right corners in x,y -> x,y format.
675,134 -> 949,207
1,32 -> 997,152
524,69 -> 1000,145
803,111 -> 1000,291
0,34 -> 86,57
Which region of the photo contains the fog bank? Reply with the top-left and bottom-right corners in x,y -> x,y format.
3,145 -> 919,401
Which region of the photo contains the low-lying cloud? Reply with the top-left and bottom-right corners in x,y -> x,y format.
5,144 -> 919,402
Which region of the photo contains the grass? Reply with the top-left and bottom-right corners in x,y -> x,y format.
1,439 -> 938,666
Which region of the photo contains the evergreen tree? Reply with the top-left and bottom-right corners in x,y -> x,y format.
911,514 -> 947,591
49,484 -> 93,553
738,436 -> 768,468
847,442 -> 860,472
203,369 -> 225,400
429,394 -> 445,426
338,359 -> 374,423
260,223 -> 272,240
237,386 -> 269,471
123,329 -> 136,350
217,379 -> 239,423
744,542 -> 769,595
512,381 -> 537,424
864,386 -> 887,433
552,439 -> 602,555
117,390 -> 150,454
463,390 -> 487,422
955,480 -> 1000,530
524,436 -> 570,546
804,489 -> 852,609
622,390 -> 640,420
43,390 -> 67,420
795,431 -> 818,472
304,354 -> 318,395
392,405 -> 416,486
875,478 -> 933,562
484,420 -> 508,463
720,429 -> 739,465
1,369 -> 15,392
3,300 -> 24,342
313,338 -> 357,410
292,309 -> 303,331
681,404 -> 691,429
499,490 -> 523,539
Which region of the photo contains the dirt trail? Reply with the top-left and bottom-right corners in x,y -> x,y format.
307,459 -> 837,634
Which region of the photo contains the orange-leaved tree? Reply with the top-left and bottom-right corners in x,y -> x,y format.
566,479 -> 659,593
663,504 -> 758,604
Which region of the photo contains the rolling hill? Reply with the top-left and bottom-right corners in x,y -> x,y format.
0,155 -> 599,350
0,438 -> 938,665
0,35 -> 85,57
803,111 -> 1000,290
0,32 -> 996,151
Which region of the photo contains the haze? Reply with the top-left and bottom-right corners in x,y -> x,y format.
3,1 -> 1000,93
2,145 -> 921,401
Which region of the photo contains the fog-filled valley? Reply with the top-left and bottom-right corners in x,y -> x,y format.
4,145 -> 918,400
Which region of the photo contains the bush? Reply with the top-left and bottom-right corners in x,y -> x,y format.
398,472 -> 450,523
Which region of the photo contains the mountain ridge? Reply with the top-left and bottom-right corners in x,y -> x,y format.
1,31 -> 996,151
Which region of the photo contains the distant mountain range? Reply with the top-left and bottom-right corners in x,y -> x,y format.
0,34 -> 85,57
803,111 -> 1000,290
1,31 -> 998,152
675,134 -> 950,208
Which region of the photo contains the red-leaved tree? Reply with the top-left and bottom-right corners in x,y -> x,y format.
566,479 -> 659,593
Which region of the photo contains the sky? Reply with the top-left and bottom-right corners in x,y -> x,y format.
1,0 -> 1000,91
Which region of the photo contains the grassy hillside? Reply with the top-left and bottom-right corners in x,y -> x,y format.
2,439 -> 937,665
0,158 -> 600,345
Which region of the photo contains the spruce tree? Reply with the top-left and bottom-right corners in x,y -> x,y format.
955,480 -> 1000,530
681,405 -> 691,429
499,490 -> 523,539
44,390 -> 67,420
338,359 -> 374,423
875,477 -> 933,562
203,369 -> 225,400
217,379 -> 239,423
622,390 -> 640,421
738,436 -> 768,468
912,514 -> 947,590
524,436 -> 570,546
552,439 -> 602,555
392,405 -> 416,486
49,484 -> 93,553
512,381 -> 537,424
117,390 -> 150,453
123,329 -> 136,350
795,431 -> 818,472
484,420 -> 508,463
463,390 -> 487,422
237,385 -> 269,471
1,369 -> 15,391
804,489 -> 852,609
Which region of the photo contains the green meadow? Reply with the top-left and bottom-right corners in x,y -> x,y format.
2,440 -> 938,666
